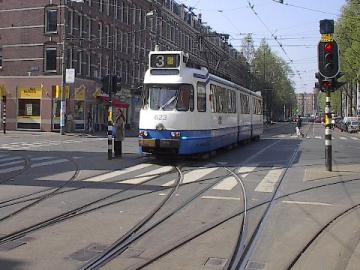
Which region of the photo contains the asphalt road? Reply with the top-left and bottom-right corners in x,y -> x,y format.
0,123 -> 359,270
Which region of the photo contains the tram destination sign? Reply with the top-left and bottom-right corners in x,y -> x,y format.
150,54 -> 180,68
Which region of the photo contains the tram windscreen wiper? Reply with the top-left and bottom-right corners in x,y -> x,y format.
159,92 -> 178,110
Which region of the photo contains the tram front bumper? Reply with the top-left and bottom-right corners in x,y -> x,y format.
139,139 -> 180,149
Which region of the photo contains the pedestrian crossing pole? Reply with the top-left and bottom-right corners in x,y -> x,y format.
108,99 -> 113,160
325,90 -> 332,171
2,95 -> 6,134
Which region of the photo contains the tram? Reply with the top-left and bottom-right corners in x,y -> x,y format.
138,50 -> 263,155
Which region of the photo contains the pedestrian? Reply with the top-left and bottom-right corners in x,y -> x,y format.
114,109 -> 125,157
66,113 -> 73,133
296,115 -> 303,137
87,111 -> 93,133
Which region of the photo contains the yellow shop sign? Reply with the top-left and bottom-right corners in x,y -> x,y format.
55,85 -> 70,99
75,85 -> 86,100
18,87 -> 42,99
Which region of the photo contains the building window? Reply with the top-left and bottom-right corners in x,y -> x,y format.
114,0 -> 118,19
45,8 -> 58,33
106,0 -> 110,16
105,25 -> 110,48
98,22 -> 103,46
44,46 -> 57,72
100,0 -> 104,12
0,47 -> 3,69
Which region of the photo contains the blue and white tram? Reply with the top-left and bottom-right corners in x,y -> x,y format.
139,51 -> 263,155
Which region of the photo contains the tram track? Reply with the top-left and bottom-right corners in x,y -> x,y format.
114,124 -> 313,270
0,164 -> 180,246
0,156 -> 81,223
0,153 -> 32,184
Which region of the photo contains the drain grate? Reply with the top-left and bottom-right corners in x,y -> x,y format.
246,261 -> 266,269
204,257 -> 228,267
68,243 -> 108,262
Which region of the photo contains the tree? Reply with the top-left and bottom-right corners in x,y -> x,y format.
240,34 -> 256,66
252,39 -> 297,120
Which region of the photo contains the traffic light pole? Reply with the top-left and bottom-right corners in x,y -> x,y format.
325,90 -> 332,171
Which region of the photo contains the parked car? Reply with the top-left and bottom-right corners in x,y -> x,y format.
340,117 -> 359,133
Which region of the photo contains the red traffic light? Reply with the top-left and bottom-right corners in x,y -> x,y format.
324,43 -> 334,53
323,81 -> 332,89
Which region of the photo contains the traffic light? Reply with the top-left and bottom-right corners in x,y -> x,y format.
315,72 -> 323,90
112,75 -> 121,93
102,75 -> 111,93
318,40 -> 339,78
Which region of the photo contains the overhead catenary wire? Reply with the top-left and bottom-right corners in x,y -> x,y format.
247,1 -> 302,80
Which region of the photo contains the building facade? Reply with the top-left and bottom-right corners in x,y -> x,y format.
296,93 -> 315,116
0,0 -> 250,132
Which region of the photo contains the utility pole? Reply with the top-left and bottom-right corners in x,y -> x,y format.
59,0 -> 66,135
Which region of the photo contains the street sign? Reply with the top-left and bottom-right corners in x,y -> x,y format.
66,68 -> 75,84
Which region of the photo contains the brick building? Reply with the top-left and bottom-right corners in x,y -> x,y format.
296,92 -> 315,116
0,0 -> 250,132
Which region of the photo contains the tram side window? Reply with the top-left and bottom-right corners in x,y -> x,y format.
210,84 -> 216,113
240,94 -> 250,114
197,82 -> 206,112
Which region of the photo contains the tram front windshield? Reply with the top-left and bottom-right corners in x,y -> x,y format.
144,84 -> 194,111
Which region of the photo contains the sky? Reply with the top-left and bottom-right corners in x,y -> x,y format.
179,0 -> 347,93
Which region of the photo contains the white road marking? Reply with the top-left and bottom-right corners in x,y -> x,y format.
315,136 -> 322,139
255,168 -> 283,193
213,177 -> 238,190
31,159 -> 69,168
83,163 -> 153,182
290,135 -> 298,138
351,137 -> 359,140
339,137 -> 347,140
237,166 -> 257,174
31,156 -> 56,161
282,200 -> 334,206
0,156 -> 22,163
201,195 -> 241,201
162,167 -> 218,186
0,160 -> 24,167
0,166 -> 25,174
120,166 -> 173,184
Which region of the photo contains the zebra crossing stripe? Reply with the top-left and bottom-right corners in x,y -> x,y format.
0,160 -> 24,168
255,168 -> 283,193
0,156 -> 22,163
351,137 -> 359,140
0,166 -> 25,174
213,177 -> 238,190
339,137 -> 347,140
162,167 -> 218,186
83,163 -> 153,182
31,159 -> 69,168
120,166 -> 173,185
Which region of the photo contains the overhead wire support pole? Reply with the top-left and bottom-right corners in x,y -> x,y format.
60,0 -> 66,135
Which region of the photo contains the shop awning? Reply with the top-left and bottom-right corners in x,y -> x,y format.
97,95 -> 129,109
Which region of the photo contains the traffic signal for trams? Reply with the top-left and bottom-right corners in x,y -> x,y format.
318,40 -> 339,78
112,75 -> 122,93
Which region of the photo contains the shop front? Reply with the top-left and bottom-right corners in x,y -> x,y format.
17,87 -> 42,130
52,86 -> 70,131
73,85 -> 86,131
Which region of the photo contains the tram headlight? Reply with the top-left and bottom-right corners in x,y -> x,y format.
171,131 -> 181,138
139,131 -> 149,138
